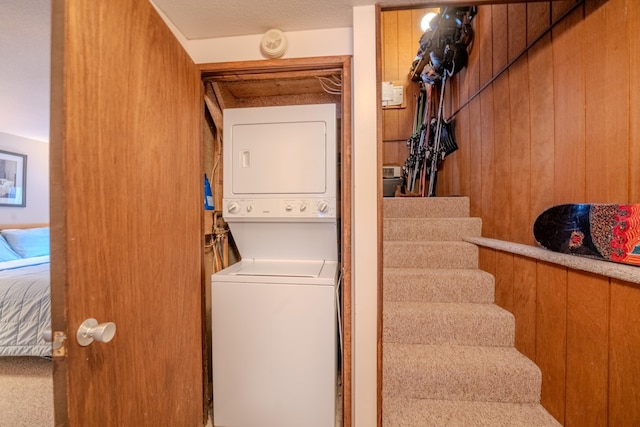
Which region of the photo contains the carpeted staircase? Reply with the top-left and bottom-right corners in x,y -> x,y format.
382,197 -> 562,426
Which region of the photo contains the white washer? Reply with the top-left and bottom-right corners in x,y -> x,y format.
212,259 -> 337,427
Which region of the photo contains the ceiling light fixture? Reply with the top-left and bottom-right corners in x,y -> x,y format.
420,12 -> 438,32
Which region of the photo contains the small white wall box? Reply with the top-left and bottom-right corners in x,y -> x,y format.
381,82 -> 404,107
382,166 -> 402,178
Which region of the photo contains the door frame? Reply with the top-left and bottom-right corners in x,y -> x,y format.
199,55 -> 353,427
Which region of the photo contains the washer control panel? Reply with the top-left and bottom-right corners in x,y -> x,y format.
223,198 -> 337,220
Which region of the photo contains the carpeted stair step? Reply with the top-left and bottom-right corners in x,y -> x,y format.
382,398 -> 562,426
384,217 -> 482,241
384,241 -> 478,269
384,302 -> 514,346
384,197 -> 470,218
383,344 -> 542,403
383,268 -> 495,303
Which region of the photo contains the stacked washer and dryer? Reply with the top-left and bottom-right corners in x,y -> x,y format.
211,104 -> 340,427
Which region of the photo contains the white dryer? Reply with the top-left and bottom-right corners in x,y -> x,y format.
212,104 -> 339,427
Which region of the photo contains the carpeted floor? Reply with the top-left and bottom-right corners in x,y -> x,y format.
0,357 -> 53,427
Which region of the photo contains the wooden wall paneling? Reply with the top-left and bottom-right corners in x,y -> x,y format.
609,279 -> 640,426
491,5 -> 509,71
565,271 -> 609,427
512,255 -> 537,360
382,145 -> 400,168
507,5 -> 532,244
381,10 -> 404,167
527,2 -> 551,42
507,4 -> 527,61
467,101 -> 483,218
382,136 -> 402,167
480,84 -> 496,238
450,65 -> 468,197
527,15 -> 555,236
396,10 -> 414,88
631,0 -> 640,202
508,59 -> 532,244
465,20 -> 482,218
492,73 -> 511,241
552,2 -> 586,204
456,67 -> 469,198
494,251 -> 514,312
552,0 -> 579,22
478,247 -> 496,278
478,6 -> 495,237
382,11 -> 400,165
491,4 -> 511,242
231,93 -> 340,110
535,262 -> 567,424
476,3 -> 492,95
584,0 -> 629,203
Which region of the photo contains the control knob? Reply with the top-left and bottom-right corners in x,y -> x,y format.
227,202 -> 240,214
317,201 -> 329,213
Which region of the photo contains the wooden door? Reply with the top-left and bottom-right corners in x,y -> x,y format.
49,0 -> 204,425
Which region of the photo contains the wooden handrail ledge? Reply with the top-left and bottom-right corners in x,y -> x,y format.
463,236 -> 640,285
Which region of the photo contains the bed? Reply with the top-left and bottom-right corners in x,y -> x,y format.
0,225 -> 51,357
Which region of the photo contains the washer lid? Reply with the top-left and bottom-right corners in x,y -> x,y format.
231,259 -> 325,278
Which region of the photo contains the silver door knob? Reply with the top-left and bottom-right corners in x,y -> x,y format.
77,318 -> 116,346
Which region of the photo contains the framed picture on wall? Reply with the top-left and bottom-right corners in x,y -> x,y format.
0,150 -> 27,207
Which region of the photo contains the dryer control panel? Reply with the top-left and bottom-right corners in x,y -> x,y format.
223,198 -> 337,221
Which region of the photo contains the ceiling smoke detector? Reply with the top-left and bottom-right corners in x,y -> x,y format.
260,29 -> 288,58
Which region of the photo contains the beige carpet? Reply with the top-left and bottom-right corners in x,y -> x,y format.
0,357 -> 53,427
382,197 -> 561,426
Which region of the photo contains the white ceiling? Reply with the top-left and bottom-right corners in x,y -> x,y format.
153,0 -> 368,39
0,0 -> 434,143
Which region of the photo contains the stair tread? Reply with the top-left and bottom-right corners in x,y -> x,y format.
384,217 -> 482,241
384,197 -> 470,218
383,398 -> 562,426
383,344 -> 541,403
384,302 -> 514,346
384,343 -> 539,371
384,242 -> 478,269
384,267 -> 493,276
383,269 -> 495,303
384,241 -> 478,248
384,301 -> 513,317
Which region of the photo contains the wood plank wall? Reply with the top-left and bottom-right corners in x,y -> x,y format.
382,1 -> 640,425
381,7 -> 437,167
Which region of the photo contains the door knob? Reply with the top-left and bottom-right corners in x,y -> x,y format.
76,318 -> 116,346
